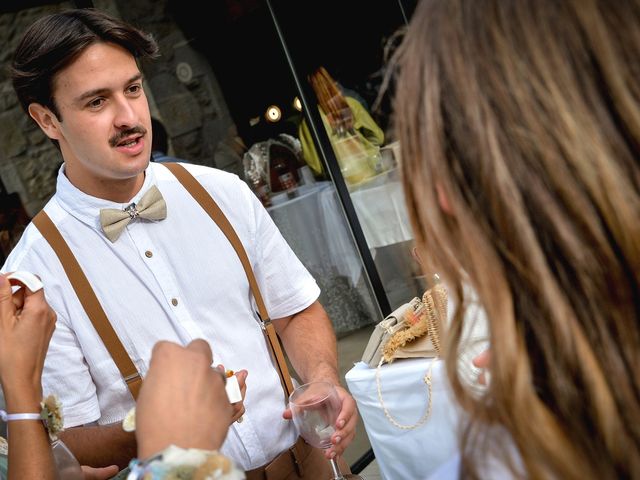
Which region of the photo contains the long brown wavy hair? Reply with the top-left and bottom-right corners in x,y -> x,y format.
393,0 -> 640,478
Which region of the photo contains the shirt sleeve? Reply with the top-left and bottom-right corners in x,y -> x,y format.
42,313 -> 101,428
243,180 -> 321,319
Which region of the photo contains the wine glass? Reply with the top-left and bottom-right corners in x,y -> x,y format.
289,381 -> 362,480
51,438 -> 83,480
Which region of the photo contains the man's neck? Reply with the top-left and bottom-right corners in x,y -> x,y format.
63,167 -> 146,203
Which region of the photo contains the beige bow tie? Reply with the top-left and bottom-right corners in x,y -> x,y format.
99,185 -> 167,242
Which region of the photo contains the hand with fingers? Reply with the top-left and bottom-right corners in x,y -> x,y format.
213,365 -> 248,425
0,272 -> 56,412
324,385 -> 358,460
80,465 -> 119,480
0,272 -> 58,480
134,339 -> 234,459
282,381 -> 359,460
473,349 -> 491,386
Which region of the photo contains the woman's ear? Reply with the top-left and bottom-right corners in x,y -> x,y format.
28,103 -> 62,141
436,183 -> 453,214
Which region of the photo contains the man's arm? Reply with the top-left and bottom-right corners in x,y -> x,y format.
59,424 -> 136,469
274,300 -> 358,459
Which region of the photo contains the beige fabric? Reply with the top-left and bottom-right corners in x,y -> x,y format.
99,185 -> 167,242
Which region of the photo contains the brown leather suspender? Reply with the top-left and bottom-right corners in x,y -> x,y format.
32,212 -> 143,398
33,162 -> 294,400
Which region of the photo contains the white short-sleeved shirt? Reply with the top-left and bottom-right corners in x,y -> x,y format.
2,162 -> 320,469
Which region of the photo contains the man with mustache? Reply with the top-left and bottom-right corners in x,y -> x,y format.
2,8 -> 356,478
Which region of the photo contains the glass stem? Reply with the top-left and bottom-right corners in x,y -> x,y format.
330,457 -> 345,480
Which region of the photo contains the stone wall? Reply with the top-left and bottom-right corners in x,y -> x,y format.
0,3 -> 72,217
0,0 -> 241,217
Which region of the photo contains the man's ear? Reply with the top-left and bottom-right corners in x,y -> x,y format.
28,103 -> 62,141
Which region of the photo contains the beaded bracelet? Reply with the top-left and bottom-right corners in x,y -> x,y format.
126,445 -> 245,480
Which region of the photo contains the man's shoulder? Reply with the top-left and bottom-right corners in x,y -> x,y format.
152,161 -> 242,188
3,218 -> 48,271
152,162 -> 253,210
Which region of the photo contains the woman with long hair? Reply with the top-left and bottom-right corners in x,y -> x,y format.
393,0 -> 640,478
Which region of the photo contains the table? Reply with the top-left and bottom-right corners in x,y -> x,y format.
349,168 -> 414,249
348,168 -> 422,308
346,359 -> 463,479
266,183 -> 379,334
345,295 -> 489,479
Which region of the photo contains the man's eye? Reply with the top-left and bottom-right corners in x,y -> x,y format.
128,84 -> 142,94
88,98 -> 104,108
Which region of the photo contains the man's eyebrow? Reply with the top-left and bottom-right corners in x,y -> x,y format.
73,73 -> 144,103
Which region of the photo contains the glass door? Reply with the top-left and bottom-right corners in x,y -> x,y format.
268,0 -> 422,313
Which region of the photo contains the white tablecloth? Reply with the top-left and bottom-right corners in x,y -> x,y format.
346,359 -> 463,479
349,168 -> 414,249
267,182 -> 364,287
345,293 -> 490,479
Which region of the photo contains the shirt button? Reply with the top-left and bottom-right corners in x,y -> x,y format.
171,298 -> 179,306
145,250 -> 153,258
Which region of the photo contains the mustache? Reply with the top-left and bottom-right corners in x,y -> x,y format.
109,126 -> 147,147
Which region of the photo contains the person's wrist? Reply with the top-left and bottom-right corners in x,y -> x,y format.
129,445 -> 244,480
307,363 -> 340,386
137,437 -> 169,461
4,387 -> 42,413
138,434 -> 219,460
309,374 -> 341,388
1,393 -> 65,443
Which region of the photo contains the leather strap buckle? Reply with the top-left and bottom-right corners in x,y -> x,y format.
124,373 -> 141,384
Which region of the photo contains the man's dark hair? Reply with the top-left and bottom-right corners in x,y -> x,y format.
11,8 -> 159,120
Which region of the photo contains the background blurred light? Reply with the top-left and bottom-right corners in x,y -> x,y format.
265,105 -> 282,122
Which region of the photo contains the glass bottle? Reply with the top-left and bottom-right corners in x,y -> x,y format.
249,174 -> 272,208
270,151 -> 298,197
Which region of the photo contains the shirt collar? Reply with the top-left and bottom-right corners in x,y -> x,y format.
54,163 -> 157,231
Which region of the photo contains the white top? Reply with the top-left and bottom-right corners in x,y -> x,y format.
2,162 -> 320,469
428,452 -> 519,479
427,428 -> 523,480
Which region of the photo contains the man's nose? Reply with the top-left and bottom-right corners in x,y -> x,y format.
113,97 -> 137,128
